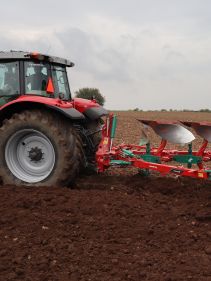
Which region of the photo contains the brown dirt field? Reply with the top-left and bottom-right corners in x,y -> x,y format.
1,111 -> 211,281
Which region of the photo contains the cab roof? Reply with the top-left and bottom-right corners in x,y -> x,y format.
0,51 -> 74,67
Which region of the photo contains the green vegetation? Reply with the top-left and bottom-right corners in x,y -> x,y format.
75,88 -> 105,106
129,108 -> 211,112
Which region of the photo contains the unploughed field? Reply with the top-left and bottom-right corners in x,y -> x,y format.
1,111 -> 211,281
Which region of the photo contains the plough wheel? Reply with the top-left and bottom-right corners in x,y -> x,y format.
0,110 -> 83,186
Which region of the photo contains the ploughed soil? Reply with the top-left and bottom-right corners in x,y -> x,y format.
1,111 -> 211,281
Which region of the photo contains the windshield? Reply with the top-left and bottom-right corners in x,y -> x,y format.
52,65 -> 71,100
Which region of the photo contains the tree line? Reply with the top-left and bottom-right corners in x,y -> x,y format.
75,88 -> 211,112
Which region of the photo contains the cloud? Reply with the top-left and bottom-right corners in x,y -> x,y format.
55,27 -> 132,82
0,1 -> 211,110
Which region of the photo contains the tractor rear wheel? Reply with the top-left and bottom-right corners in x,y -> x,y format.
0,110 -> 83,186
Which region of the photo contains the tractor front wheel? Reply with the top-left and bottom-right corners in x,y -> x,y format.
0,110 -> 83,186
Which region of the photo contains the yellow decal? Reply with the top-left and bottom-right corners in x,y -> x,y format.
198,172 -> 204,178
103,138 -> 109,145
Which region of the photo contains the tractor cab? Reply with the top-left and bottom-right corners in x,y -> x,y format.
0,51 -> 74,106
0,51 -> 108,187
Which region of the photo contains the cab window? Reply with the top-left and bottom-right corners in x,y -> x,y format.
0,62 -> 19,98
25,61 -> 49,96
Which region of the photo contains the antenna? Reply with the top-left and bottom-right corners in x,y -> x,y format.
45,45 -> 52,54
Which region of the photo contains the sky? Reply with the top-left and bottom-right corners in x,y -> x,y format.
1,0 -> 211,110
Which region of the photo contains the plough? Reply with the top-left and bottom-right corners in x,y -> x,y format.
1,51 -> 211,186
96,114 -> 211,180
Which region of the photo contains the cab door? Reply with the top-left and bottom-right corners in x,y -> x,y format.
0,61 -> 20,106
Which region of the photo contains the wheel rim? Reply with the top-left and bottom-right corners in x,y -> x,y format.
5,129 -> 55,183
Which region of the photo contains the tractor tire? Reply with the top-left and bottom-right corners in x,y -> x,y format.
0,110 -> 83,187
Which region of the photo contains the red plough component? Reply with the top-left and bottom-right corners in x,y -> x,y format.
96,115 -> 211,180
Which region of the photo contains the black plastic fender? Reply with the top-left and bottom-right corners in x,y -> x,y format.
84,106 -> 108,120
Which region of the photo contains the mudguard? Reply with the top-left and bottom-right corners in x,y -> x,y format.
0,96 -> 85,120
0,96 -> 108,121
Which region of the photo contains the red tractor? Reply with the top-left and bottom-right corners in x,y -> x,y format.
0,51 -> 107,186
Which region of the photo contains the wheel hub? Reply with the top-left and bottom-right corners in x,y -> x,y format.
28,147 -> 44,162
